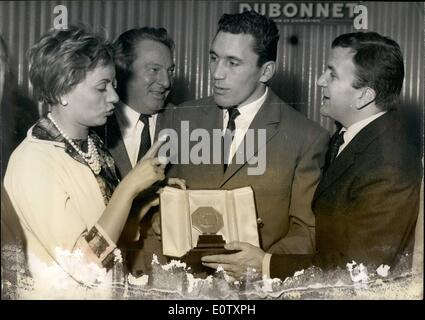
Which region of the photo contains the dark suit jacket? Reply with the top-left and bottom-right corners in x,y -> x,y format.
95,102 -> 174,275
270,110 -> 422,279
166,89 -> 329,254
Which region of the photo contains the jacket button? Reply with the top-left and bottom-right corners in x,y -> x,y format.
256,218 -> 264,228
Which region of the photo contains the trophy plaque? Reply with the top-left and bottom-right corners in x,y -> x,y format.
184,207 -> 239,273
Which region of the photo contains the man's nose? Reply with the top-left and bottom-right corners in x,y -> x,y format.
212,60 -> 226,80
317,73 -> 327,87
157,69 -> 171,89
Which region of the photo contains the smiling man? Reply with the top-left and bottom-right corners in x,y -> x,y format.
97,27 -> 176,276
167,10 -> 329,278
108,27 -> 175,175
263,32 -> 422,280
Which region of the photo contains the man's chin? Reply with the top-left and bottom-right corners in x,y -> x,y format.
319,105 -> 331,118
213,95 -> 235,108
145,102 -> 166,114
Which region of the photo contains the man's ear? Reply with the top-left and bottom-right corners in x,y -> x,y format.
356,87 -> 376,110
259,61 -> 276,83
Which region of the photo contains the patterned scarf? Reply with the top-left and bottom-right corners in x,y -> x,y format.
32,114 -> 120,205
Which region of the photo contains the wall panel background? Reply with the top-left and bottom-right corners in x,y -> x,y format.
1,1 -> 423,169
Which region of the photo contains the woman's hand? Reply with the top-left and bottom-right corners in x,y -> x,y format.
124,158 -> 165,198
124,139 -> 168,198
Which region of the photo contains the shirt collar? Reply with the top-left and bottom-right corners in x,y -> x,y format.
235,87 -> 268,117
341,111 -> 387,144
115,100 -> 143,130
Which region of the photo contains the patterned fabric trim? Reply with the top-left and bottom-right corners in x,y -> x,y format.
84,224 -> 117,269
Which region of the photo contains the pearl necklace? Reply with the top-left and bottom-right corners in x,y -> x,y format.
47,113 -> 101,175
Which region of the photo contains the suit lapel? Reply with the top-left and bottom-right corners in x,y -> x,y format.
313,111 -> 394,201
105,113 -> 132,179
313,147 -> 356,201
204,102 -> 222,129
154,102 -> 175,140
204,105 -> 225,188
220,90 -> 281,186
184,103 -> 224,188
154,110 -> 164,140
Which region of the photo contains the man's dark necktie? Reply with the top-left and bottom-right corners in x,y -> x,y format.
324,129 -> 345,172
137,114 -> 151,161
223,107 -> 240,171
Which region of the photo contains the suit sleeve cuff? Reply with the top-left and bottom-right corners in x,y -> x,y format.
262,253 -> 272,278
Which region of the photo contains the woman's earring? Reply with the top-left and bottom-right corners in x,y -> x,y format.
61,99 -> 68,106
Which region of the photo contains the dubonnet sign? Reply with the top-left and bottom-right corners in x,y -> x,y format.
238,2 -> 366,24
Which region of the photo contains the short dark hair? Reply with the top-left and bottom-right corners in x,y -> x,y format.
332,32 -> 404,110
113,27 -> 174,94
28,26 -> 114,106
216,10 -> 279,67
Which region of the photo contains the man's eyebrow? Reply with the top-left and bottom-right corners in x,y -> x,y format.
209,50 -> 243,62
145,62 -> 162,67
227,55 -> 243,62
96,79 -> 112,84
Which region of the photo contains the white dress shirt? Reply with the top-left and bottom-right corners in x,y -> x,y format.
115,101 -> 158,168
337,111 -> 387,157
222,87 -> 269,164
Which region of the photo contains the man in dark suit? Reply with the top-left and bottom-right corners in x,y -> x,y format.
166,11 -> 329,278
97,27 -> 176,276
228,32 -> 422,280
